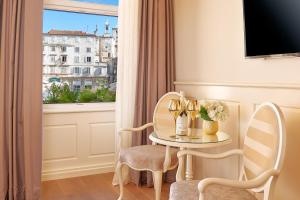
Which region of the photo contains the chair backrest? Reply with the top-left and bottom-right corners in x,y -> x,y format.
241,102 -> 286,196
153,92 -> 182,135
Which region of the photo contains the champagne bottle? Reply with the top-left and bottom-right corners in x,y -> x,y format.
176,110 -> 188,135
176,91 -> 188,135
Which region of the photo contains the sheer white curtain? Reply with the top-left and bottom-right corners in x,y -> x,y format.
112,0 -> 140,185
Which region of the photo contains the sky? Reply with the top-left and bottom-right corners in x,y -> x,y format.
43,0 -> 118,35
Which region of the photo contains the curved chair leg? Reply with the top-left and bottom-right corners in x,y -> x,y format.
152,171 -> 163,200
116,161 -> 123,200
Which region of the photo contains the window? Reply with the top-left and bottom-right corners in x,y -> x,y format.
94,67 -> 102,76
61,67 -> 67,74
50,55 -> 56,62
73,80 -> 81,91
73,85 -> 81,91
43,2 -> 118,103
74,67 -> 81,75
61,55 -> 67,63
84,80 -> 93,89
82,67 -> 91,75
61,46 -> 67,52
50,66 -> 55,74
86,56 -> 92,63
73,0 -> 119,6
74,56 -> 80,63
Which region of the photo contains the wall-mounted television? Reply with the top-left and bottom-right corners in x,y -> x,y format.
243,0 -> 300,57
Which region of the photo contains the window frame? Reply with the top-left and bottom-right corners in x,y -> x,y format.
50,55 -> 56,62
86,56 -> 92,63
43,0 -> 118,108
75,47 -> 80,53
73,66 -> 81,75
74,56 -> 80,63
61,55 -> 68,63
61,46 -> 67,52
44,0 -> 118,16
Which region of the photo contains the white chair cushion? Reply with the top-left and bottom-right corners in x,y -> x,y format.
119,145 -> 178,171
170,180 -> 257,200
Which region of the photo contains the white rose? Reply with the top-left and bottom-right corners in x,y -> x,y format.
208,110 -> 216,120
217,105 -> 224,112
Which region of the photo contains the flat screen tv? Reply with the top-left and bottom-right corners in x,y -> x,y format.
243,0 -> 300,57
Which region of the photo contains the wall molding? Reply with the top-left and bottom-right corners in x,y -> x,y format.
174,81 -> 300,90
42,162 -> 115,181
43,102 -> 115,114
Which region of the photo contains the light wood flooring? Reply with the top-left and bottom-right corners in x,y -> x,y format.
41,172 -> 171,200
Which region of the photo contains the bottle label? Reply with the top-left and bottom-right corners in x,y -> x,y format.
176,115 -> 188,135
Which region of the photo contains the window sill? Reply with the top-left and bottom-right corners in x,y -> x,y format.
43,102 -> 115,114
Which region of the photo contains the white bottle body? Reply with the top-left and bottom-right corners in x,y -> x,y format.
176,114 -> 188,135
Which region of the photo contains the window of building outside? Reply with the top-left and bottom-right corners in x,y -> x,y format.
61,67 -> 67,74
82,67 -> 91,75
50,55 -> 56,62
86,56 -> 92,63
74,67 -> 81,75
43,1 -> 118,104
50,66 -> 55,74
61,55 -> 67,63
61,46 -> 67,52
74,56 -> 80,63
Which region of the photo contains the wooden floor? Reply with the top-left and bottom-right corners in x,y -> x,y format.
41,172 -> 171,200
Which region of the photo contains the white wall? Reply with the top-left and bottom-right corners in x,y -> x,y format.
174,0 -> 300,199
42,103 -> 115,180
174,0 -> 300,84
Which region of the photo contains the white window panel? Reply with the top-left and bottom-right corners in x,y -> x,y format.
74,56 -> 80,63
44,0 -> 118,16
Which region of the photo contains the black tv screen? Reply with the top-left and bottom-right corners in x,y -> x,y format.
243,0 -> 300,57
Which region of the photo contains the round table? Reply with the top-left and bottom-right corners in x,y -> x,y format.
149,128 -> 231,180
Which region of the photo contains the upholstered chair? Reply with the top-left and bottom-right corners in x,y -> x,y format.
170,102 -> 286,200
116,92 -> 182,200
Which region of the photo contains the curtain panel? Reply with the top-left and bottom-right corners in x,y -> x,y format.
132,0 -> 176,186
112,0 -> 141,185
0,0 -> 43,199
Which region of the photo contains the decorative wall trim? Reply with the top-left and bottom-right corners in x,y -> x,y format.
44,0 -> 118,16
174,81 -> 300,90
43,102 -> 115,114
42,162 -> 115,181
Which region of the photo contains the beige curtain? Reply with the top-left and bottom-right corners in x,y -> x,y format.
131,0 -> 176,186
112,0 -> 141,185
0,0 -> 43,199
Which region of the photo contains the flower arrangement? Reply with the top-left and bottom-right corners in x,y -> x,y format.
199,101 -> 229,122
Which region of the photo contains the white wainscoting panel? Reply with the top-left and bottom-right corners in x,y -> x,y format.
89,122 -> 115,156
175,82 -> 300,200
193,101 -> 240,180
43,124 -> 78,161
42,103 -> 115,181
